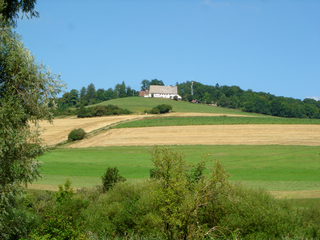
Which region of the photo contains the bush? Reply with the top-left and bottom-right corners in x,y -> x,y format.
68,128 -> 86,141
77,105 -> 132,118
101,167 -> 126,192
150,104 -> 173,114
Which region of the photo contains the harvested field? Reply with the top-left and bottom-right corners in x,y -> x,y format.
69,124 -> 320,148
38,113 -> 248,145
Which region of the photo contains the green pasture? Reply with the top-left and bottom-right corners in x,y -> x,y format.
113,116 -> 320,128
35,145 -> 320,193
94,97 -> 260,116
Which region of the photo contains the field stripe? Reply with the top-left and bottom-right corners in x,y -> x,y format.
69,124 -> 320,148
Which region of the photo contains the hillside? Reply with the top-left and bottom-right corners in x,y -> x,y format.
92,97 -> 262,116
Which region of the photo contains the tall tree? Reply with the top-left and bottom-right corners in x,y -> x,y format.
68,89 -> 79,106
150,78 -> 164,86
86,83 -> 96,102
141,79 -> 150,90
0,0 -> 39,26
0,4 -> 64,237
115,81 -> 126,98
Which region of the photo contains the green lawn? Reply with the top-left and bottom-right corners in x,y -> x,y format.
113,116 -> 320,128
36,145 -> 320,192
93,97 -> 261,116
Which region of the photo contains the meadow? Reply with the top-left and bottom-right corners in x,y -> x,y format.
94,97 -> 260,115
35,145 -> 320,194
113,116 -> 320,128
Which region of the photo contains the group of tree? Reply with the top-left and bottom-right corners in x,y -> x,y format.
58,81 -> 138,109
57,78 -> 165,110
177,81 -> 320,119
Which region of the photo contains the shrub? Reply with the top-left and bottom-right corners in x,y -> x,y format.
150,104 -> 173,114
28,180 -> 89,239
68,128 -> 86,141
101,167 -> 126,192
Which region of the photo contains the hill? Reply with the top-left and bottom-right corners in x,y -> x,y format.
93,97 -> 261,116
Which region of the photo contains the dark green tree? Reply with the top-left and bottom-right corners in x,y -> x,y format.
68,89 -> 79,106
115,81 -> 126,98
150,78 -> 164,86
86,83 -> 96,103
0,0 -> 39,26
141,79 -> 150,90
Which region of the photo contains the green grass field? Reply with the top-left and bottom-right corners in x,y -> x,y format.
93,97 -> 261,116
113,116 -> 320,128
36,145 -> 320,193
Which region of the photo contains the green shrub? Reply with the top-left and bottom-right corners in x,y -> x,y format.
68,128 -> 86,141
150,104 -> 173,114
27,180 -> 89,239
101,167 -> 126,192
77,104 -> 132,118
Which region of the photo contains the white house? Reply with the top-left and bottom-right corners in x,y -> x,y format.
142,85 -> 182,100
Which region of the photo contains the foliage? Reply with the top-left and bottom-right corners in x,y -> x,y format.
141,78 -> 164,90
27,180 -> 89,239
56,82 -> 138,113
0,0 -> 39,26
150,104 -> 173,114
77,104 -> 132,118
177,81 -> 320,119
0,6 -> 64,239
68,128 -> 86,142
101,167 -> 127,192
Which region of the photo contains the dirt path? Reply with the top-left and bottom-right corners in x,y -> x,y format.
69,124 -> 320,148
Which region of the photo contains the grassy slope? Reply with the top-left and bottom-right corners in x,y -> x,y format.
113,116 -> 320,128
36,145 -> 320,192
94,97 -> 261,116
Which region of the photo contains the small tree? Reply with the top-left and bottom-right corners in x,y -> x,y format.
149,146 -> 232,240
68,128 -> 86,141
101,167 -> 126,192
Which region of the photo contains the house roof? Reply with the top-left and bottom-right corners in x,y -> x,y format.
139,91 -> 148,97
149,85 -> 178,94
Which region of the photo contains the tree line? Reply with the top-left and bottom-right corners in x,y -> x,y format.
177,81 -> 320,119
58,78 -> 165,110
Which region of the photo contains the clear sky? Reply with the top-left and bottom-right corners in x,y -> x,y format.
16,0 -> 320,100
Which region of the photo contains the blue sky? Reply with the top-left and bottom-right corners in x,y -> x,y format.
16,0 -> 320,100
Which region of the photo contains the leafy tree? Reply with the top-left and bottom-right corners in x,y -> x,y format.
141,79 -> 150,90
96,88 -> 105,102
0,13 -> 64,238
150,78 -> 164,86
115,81 -> 126,98
80,86 -> 86,99
101,167 -> 126,192
68,89 -> 79,106
1,0 -> 39,26
86,83 -> 96,103
104,87 -> 114,100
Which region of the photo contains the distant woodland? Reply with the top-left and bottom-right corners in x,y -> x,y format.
57,79 -> 320,119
